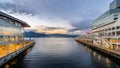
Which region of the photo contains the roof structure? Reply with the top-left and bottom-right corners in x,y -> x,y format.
0,11 -> 30,27
92,0 -> 120,27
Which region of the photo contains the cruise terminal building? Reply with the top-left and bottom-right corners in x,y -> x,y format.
0,11 -> 30,58
91,0 -> 120,49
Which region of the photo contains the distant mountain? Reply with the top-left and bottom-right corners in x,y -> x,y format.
47,34 -> 78,38
23,31 -> 47,37
23,31 -> 78,38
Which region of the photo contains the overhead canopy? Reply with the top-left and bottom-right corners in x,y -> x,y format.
0,11 -> 30,27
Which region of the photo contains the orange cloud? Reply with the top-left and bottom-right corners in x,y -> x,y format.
34,26 -> 68,34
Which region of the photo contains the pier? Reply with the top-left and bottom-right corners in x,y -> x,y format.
0,40 -> 35,67
75,38 -> 120,63
0,11 -> 35,67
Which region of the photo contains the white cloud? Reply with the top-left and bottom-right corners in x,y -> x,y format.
1,10 -> 72,29
0,0 -> 15,3
0,0 -> 113,35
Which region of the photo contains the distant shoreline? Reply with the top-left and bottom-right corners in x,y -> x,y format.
24,31 -> 78,38
24,37 -> 77,38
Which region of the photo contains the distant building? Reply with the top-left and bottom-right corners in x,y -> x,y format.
0,11 -> 30,58
91,0 -> 120,49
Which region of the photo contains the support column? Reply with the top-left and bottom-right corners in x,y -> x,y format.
8,44 -> 10,54
115,22 -> 118,50
110,28 -> 113,49
15,44 -> 16,51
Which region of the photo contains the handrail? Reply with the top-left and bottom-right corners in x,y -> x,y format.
104,39 -> 112,46
96,36 -> 112,48
79,34 -> 112,48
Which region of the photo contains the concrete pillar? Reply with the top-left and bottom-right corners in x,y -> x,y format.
116,26 -> 119,50
8,44 -> 10,54
15,44 -> 16,51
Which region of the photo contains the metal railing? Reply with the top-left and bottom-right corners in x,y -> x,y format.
94,36 -> 112,48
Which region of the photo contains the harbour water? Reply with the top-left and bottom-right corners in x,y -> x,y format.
2,38 -> 120,68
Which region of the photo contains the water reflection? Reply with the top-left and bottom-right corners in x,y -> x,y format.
35,38 -> 78,56
2,38 -> 120,68
98,55 -> 101,60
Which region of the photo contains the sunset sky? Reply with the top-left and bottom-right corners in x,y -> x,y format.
0,0 -> 113,35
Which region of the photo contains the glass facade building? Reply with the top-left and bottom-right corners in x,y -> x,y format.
0,12 -> 30,58
92,0 -> 120,49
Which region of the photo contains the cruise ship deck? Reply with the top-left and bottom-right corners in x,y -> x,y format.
91,0 -> 120,49
75,0 -> 120,63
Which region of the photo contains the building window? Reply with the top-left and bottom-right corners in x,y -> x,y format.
116,26 -> 120,30
0,36 -> 3,41
114,17 -> 118,20
112,27 -> 115,30
117,31 -> 120,36
108,33 -> 111,36
112,32 -> 115,36
108,28 -> 111,30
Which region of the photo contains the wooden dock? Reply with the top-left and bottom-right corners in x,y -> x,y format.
75,38 -> 120,63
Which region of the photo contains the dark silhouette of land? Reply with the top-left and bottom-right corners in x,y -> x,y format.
24,31 -> 78,38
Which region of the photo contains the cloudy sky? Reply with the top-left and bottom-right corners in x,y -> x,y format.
0,0 -> 113,35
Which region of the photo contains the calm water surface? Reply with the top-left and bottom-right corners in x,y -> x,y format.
2,38 -> 120,68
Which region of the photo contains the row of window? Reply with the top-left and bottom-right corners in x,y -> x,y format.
0,26 -> 22,35
0,16 -> 24,36
0,15 -> 25,45
93,26 -> 120,35
0,36 -> 24,43
0,16 -> 22,28
98,31 -> 120,37
92,14 -> 116,29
